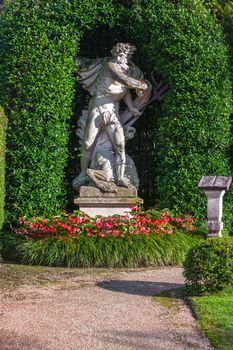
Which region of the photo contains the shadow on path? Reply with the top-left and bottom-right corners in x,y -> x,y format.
99,329 -> 205,350
96,280 -> 184,296
0,329 -> 49,350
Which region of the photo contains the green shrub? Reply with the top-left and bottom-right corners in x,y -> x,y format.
123,0 -> 232,221
184,238 -> 233,293
0,106 -> 7,230
0,0 -> 231,226
73,1 -> 233,215
0,0 -> 115,223
202,0 -> 233,57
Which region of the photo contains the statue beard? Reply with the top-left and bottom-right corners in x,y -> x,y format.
117,61 -> 129,74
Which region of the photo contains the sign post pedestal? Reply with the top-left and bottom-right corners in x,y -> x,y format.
198,176 -> 232,237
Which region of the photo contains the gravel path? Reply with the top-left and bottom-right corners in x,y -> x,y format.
0,265 -> 212,350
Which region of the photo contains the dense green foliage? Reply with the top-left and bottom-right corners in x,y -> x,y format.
74,0 -> 233,220
191,286 -> 233,350
0,107 -> 7,229
124,0 -> 232,218
0,0 -> 114,222
0,0 -> 232,225
202,0 -> 233,57
184,238 -> 233,293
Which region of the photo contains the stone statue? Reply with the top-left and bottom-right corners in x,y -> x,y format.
73,43 -> 166,193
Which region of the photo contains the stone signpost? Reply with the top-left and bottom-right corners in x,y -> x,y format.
198,176 -> 232,237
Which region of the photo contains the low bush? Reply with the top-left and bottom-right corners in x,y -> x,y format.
2,208 -> 202,267
184,238 -> 233,294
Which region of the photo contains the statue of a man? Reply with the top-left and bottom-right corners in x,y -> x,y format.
73,43 -> 152,190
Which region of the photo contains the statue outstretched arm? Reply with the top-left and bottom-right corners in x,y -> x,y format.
108,62 -> 147,90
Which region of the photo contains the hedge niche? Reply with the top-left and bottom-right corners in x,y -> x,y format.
0,107 -> 7,229
0,0 -> 232,226
0,0 -> 114,222
122,0 -> 232,220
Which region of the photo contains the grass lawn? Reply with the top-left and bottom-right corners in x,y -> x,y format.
190,286 -> 233,350
154,285 -> 233,350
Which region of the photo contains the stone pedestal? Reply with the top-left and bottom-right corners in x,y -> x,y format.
205,190 -> 225,237
198,176 -> 232,238
74,186 -> 143,217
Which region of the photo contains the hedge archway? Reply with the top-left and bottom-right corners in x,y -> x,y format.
0,0 -> 232,225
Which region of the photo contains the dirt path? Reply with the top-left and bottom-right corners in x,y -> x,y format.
0,264 -> 212,350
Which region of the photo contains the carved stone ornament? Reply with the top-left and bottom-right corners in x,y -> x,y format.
73,43 -> 167,195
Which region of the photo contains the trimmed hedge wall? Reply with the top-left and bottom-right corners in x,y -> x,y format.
0,0 -> 114,222
0,107 -> 7,229
0,0 -> 232,226
202,0 -> 233,58
122,0 -> 232,220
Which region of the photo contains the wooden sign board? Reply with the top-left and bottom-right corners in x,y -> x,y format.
198,176 -> 232,190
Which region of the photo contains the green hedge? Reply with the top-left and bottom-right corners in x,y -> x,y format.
0,0 -> 114,222
202,0 -> 233,58
123,0 -> 232,221
0,107 -> 7,229
0,0 -> 232,226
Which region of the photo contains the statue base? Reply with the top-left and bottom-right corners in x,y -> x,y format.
74,186 -> 143,217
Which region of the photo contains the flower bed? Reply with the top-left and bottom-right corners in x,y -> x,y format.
3,207 -> 202,267
15,207 -> 195,241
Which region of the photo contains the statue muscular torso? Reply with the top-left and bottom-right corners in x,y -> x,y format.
84,60 -> 146,151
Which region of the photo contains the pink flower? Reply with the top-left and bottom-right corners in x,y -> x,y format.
98,232 -> 105,238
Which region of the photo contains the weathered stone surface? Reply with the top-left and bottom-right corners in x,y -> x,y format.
72,43 -> 152,192
75,197 -> 142,205
72,43 -> 167,212
199,183 -> 228,237
214,176 -> 232,189
198,176 -> 232,190
206,221 -> 223,237
72,43 -> 167,195
79,185 -> 137,198
74,196 -> 143,217
204,190 -> 225,237
198,176 -> 216,188
198,176 -> 232,237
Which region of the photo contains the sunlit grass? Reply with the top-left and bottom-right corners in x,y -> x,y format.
191,286 -> 233,350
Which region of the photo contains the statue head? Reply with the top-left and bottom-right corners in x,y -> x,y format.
111,43 -> 136,60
